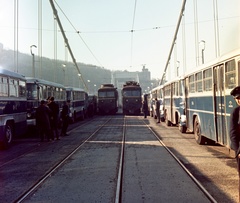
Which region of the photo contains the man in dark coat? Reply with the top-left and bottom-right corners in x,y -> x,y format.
61,100 -> 70,136
142,94 -> 149,118
230,86 -> 240,156
230,86 -> 240,172
48,97 -> 60,140
36,100 -> 52,142
155,97 -> 161,123
230,86 -> 240,202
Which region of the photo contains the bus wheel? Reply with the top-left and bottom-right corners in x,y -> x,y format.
194,117 -> 206,145
3,122 -> 13,149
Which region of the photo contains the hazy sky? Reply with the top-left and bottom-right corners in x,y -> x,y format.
0,0 -> 239,80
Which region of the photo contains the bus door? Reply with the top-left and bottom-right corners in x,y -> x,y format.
170,83 -> 174,122
184,77 -> 190,127
213,64 -> 227,145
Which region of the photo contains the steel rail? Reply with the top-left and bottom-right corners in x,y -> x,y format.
115,116 -> 126,203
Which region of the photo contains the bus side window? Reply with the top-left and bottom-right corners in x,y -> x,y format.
19,80 -> 26,97
0,77 -> 8,96
9,79 -> 18,97
225,59 -> 236,89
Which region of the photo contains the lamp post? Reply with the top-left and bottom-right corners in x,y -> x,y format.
87,80 -> 91,93
30,45 -> 37,77
94,84 -> 96,95
78,74 -> 81,88
62,64 -> 66,86
199,40 -> 205,64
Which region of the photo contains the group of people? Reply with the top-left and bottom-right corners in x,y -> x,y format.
142,95 -> 161,123
35,97 -> 71,142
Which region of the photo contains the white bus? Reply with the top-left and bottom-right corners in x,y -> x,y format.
0,67 -> 27,148
66,87 -> 88,122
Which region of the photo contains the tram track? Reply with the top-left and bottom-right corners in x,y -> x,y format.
16,115 -> 129,203
116,116 -> 216,202
0,116 -> 114,203
14,117 -> 114,203
142,118 -> 217,203
0,117 -> 97,168
1,115 -> 229,202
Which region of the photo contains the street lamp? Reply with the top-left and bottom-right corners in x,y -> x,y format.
62,64 -> 66,86
30,45 -> 37,77
94,84 -> 96,95
199,40 -> 205,64
77,74 -> 81,88
87,80 -> 91,93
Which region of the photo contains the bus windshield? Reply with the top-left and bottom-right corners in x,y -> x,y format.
26,84 -> 38,100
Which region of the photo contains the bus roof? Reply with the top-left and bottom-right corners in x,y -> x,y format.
184,48 -> 240,77
65,86 -> 85,92
0,66 -> 26,81
26,77 -> 65,88
150,85 -> 163,92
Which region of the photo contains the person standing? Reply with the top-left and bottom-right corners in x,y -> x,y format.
142,94 -> 149,118
155,97 -> 160,123
230,86 -> 240,202
88,101 -> 94,118
36,100 -> 52,142
230,86 -> 240,159
48,97 -> 60,140
61,100 -> 70,136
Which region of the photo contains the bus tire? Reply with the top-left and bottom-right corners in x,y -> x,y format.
194,117 -> 206,145
3,122 -> 13,149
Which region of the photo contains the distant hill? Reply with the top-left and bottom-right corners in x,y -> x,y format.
0,48 -> 111,93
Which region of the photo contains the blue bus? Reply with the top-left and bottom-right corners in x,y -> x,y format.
181,49 -> 240,147
163,76 -> 186,131
66,87 -> 88,121
0,67 -> 27,148
26,77 -> 66,126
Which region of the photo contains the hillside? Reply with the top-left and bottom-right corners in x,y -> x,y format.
0,48 -> 111,93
